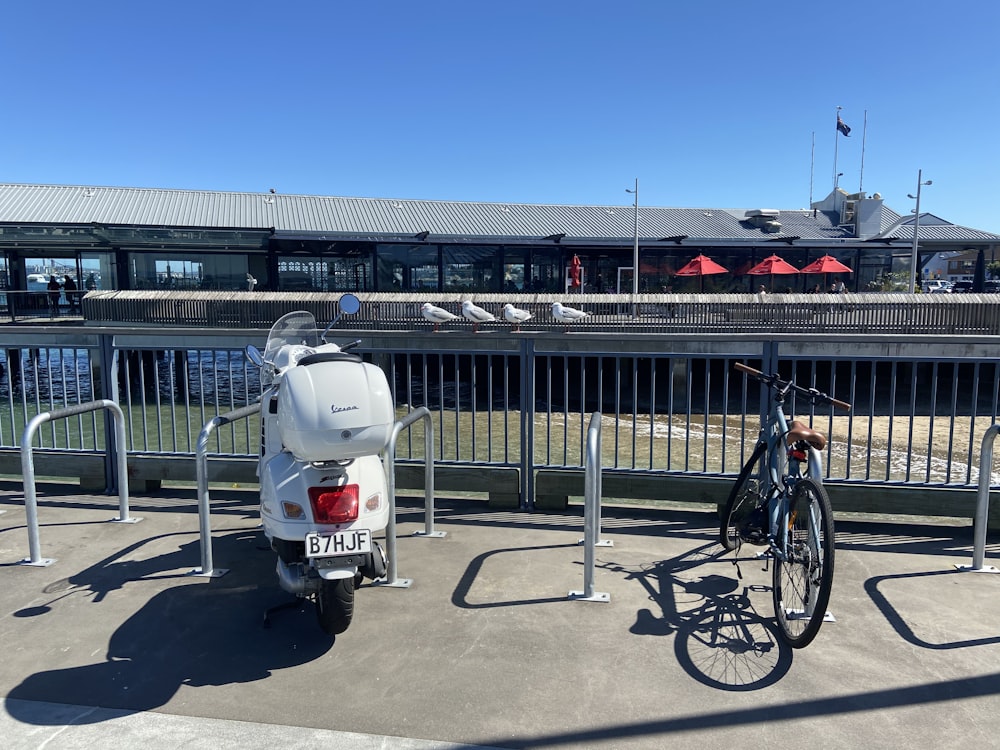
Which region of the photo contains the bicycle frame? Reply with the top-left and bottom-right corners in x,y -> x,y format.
754,388 -> 825,564
723,361 -> 844,647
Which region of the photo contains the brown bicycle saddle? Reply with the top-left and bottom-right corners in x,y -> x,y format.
786,420 -> 827,451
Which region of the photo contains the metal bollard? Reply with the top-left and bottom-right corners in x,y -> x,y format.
569,412 -> 611,602
377,406 -> 439,589
192,402 -> 261,578
956,423 -> 1000,574
18,399 -> 139,567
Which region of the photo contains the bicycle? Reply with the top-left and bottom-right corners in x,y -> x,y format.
719,362 -> 851,648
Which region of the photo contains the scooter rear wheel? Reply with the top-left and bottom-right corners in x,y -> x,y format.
316,576 -> 355,635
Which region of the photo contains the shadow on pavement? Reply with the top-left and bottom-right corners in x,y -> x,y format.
5,529 -> 335,723
601,541 -> 793,691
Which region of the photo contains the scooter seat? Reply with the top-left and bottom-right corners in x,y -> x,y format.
297,351 -> 363,366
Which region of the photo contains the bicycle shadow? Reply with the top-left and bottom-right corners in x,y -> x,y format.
603,542 -> 792,691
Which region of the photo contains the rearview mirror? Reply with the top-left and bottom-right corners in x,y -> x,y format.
339,294 -> 361,315
245,344 -> 264,367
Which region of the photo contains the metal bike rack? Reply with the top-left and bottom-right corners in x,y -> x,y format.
19,399 -> 139,567
193,402 -> 261,578
956,423 -> 1000,574
377,406 -> 440,589
569,412 -> 611,602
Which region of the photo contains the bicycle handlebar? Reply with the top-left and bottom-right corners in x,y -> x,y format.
734,362 -> 851,411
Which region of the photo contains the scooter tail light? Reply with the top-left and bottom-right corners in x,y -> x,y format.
308,484 -> 360,524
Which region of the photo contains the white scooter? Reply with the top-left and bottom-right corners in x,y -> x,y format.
246,294 -> 393,637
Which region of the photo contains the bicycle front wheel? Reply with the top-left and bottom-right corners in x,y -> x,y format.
772,478 -> 835,648
720,441 -> 768,551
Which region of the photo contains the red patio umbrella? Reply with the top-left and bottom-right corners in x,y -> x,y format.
747,254 -> 799,292
570,254 -> 582,291
674,254 -> 729,291
800,255 -> 852,292
800,255 -> 852,275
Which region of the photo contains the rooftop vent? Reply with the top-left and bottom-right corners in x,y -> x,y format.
744,209 -> 782,233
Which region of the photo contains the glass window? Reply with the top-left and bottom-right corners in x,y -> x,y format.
278,257 -> 322,291
503,247 -> 528,292
376,244 -> 440,291
443,245 -> 499,293
529,248 -> 562,293
130,251 -> 250,291
80,252 -> 116,290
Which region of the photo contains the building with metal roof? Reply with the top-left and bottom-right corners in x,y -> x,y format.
0,182 -> 996,298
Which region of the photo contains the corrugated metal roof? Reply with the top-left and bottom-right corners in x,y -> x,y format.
1,183 -> 996,243
880,214 -> 1000,241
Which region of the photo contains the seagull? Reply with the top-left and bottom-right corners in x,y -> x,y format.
461,300 -> 496,333
502,303 -> 533,332
551,302 -> 590,332
420,302 -> 458,332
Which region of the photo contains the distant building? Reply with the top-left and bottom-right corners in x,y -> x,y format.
0,183 -> 996,294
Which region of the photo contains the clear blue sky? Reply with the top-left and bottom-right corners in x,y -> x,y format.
4,1 -> 999,233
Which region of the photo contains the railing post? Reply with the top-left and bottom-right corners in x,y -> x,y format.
956,423 -> 1000,574
98,333 -> 120,493
521,337 -> 535,511
192,402 -> 261,578
569,412 -> 610,602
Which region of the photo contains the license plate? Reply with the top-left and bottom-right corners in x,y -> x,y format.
305,529 -> 372,558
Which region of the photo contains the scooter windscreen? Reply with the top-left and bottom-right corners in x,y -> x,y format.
263,311 -> 320,365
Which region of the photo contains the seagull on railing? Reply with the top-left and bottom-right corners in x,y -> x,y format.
461,300 -> 496,333
502,303 -> 532,332
420,302 -> 458,332
551,302 -> 589,332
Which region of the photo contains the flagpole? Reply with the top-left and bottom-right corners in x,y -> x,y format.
859,110 -> 868,193
809,131 -> 815,207
833,106 -> 842,192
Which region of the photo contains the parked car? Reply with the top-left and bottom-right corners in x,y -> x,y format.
951,281 -> 973,293
922,280 -> 953,293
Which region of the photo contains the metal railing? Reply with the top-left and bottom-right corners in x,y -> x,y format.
381,406 -> 441,589
194,402 -> 262,578
19,399 -> 137,566
0,325 -> 998,513
81,291 -> 1000,336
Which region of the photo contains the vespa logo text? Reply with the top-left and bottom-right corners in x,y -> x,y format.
331,404 -> 360,415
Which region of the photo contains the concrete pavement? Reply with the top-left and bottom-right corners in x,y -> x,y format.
2,480 -> 1000,749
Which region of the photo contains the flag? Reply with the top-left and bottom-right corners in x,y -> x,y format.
837,115 -> 851,137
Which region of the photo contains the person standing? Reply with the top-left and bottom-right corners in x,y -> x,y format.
46,275 -> 61,317
63,275 -> 78,314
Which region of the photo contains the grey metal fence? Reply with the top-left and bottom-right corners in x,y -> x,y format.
2,326 -> 996,502
82,291 -> 1000,336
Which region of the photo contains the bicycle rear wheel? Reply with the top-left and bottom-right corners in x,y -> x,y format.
720,442 -> 768,551
772,478 -> 835,648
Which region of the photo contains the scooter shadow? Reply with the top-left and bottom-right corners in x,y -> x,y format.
5,529 -> 335,723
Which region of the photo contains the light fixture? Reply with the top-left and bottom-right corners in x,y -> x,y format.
625,178 -> 639,318
415,231 -> 430,241
907,170 -> 933,294
543,233 -> 566,243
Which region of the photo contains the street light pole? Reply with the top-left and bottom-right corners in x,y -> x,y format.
907,169 -> 932,294
626,178 -> 639,317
